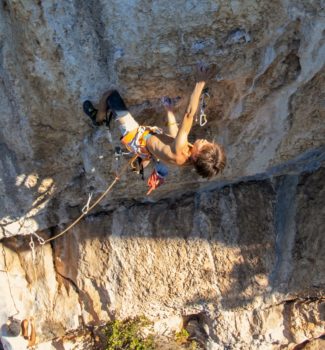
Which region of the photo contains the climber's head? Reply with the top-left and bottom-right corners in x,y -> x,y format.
190,139 -> 226,178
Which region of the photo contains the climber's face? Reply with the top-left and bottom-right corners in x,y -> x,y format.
190,139 -> 211,160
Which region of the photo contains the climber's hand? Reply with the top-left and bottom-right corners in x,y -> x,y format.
195,62 -> 216,83
162,96 -> 174,112
161,96 -> 181,112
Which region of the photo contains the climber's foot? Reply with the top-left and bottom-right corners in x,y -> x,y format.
83,100 -> 102,126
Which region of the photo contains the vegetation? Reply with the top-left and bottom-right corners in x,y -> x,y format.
104,317 -> 155,350
175,328 -> 198,349
175,328 -> 190,344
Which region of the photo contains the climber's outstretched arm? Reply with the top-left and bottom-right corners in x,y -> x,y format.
175,82 -> 205,151
179,81 -> 205,135
175,63 -> 213,152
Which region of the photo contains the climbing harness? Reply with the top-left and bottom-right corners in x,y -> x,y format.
121,125 -> 163,160
120,125 -> 166,184
103,102 -> 138,177
196,89 -> 210,126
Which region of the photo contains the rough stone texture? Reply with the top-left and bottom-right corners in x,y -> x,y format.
0,0 -> 325,236
1,149 -> 324,349
0,0 -> 325,349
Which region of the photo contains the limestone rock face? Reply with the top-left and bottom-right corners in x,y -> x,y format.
0,0 -> 325,236
1,149 -> 324,349
0,0 -> 324,349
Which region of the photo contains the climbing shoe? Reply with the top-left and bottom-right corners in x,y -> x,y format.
83,100 -> 102,126
106,90 -> 128,119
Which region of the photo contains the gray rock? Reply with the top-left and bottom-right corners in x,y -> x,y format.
0,1 -> 324,349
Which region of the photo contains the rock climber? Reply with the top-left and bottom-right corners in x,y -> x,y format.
83,63 -> 226,194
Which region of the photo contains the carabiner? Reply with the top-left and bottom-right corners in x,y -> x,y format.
199,112 -> 207,126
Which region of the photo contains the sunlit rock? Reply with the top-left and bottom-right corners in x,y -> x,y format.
0,0 -> 324,349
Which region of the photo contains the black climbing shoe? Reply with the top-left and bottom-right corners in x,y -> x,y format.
83,100 -> 102,126
106,90 -> 128,119
104,90 -> 129,129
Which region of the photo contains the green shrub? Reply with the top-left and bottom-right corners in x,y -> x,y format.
175,328 -> 189,344
104,317 -> 155,350
175,328 -> 199,349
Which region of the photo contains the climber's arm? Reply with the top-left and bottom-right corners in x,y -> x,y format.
161,97 -> 179,138
175,81 -> 205,151
166,110 -> 179,138
175,63 -> 213,152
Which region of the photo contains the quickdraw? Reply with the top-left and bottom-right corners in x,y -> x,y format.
197,89 -> 210,127
114,146 -> 131,176
82,192 -> 93,214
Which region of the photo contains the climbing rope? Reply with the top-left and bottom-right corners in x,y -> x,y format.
27,210 -> 47,348
1,244 -> 20,317
36,160 -> 131,245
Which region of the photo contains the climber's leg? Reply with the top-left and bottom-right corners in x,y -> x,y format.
106,90 -> 128,116
102,90 -> 139,136
114,112 -> 139,136
96,90 -> 114,124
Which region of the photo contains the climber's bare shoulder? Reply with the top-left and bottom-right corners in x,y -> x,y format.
147,134 -> 189,166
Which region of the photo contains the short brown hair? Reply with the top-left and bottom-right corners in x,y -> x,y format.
192,143 -> 226,178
